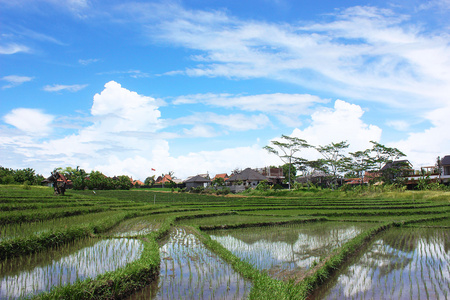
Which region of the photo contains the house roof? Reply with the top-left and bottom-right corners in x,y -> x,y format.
441,155 -> 450,166
380,160 -> 412,171
227,168 -> 268,182
156,174 -> 172,183
185,175 -> 211,183
213,173 -> 228,180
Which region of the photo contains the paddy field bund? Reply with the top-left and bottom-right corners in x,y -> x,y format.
0,186 -> 449,299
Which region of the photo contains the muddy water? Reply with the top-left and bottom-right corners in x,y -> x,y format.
207,222 -> 372,280
0,238 -> 143,299
129,228 -> 252,300
313,227 -> 450,300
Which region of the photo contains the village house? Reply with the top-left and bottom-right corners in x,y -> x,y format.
155,174 -> 173,184
254,167 -> 284,184
213,173 -> 229,182
227,168 -> 268,193
184,175 -> 211,190
441,155 -> 450,184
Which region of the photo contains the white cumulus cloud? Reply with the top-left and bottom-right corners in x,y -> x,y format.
290,100 -> 382,159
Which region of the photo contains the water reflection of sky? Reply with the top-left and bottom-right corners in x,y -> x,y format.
0,238 -> 143,299
129,228 -> 251,300
208,223 -> 366,277
317,228 -> 450,300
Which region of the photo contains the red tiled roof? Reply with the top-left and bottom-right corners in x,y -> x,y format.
213,173 -> 228,180
156,174 -> 172,184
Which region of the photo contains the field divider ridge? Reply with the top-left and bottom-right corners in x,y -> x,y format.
33,216 -> 175,299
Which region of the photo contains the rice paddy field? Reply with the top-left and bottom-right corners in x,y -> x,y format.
0,185 -> 449,299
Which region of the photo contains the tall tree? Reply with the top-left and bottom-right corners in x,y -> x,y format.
264,135 -> 310,190
316,141 -> 350,189
348,149 -> 373,185
369,141 -> 406,171
59,166 -> 87,190
281,163 -> 297,187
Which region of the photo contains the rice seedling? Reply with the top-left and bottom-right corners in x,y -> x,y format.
313,227 -> 450,299
128,227 -> 252,300
0,238 -> 143,299
206,222 -> 373,281
104,215 -> 166,237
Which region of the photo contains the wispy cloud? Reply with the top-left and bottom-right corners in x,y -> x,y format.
11,26 -> 67,46
0,43 -> 30,55
43,84 -> 88,92
386,120 -> 411,131
97,70 -> 150,78
118,3 -> 450,112
1,75 -> 33,89
79,58 -> 100,65
173,93 -> 328,126
172,112 -> 271,131
0,0 -> 91,17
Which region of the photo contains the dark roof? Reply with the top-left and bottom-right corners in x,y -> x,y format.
185,175 -> 211,183
227,168 -> 268,182
380,160 -> 412,171
441,155 -> 450,166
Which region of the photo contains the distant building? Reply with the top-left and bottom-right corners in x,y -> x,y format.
185,175 -> 211,190
441,155 -> 450,184
254,167 -> 284,184
155,174 -> 173,184
213,173 -> 229,181
227,168 -> 268,192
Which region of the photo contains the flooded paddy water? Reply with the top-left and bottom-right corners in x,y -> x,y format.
313,227 -> 450,300
105,215 -> 163,237
129,227 -> 252,300
206,222 -> 374,280
0,237 -> 143,299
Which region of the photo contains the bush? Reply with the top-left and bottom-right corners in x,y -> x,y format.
190,186 -> 204,193
256,180 -> 269,191
215,187 -> 230,195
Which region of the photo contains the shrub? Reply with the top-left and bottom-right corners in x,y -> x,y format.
256,180 -> 269,191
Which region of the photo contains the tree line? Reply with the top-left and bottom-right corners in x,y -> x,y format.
0,167 -> 44,185
264,135 -> 409,189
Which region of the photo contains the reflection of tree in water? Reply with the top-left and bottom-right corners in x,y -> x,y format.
209,222 -> 368,278
211,222 -> 367,245
212,226 -> 301,245
315,227 -> 450,300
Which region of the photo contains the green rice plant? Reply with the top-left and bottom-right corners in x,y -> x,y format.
0,211 -> 119,241
0,206 -> 108,225
0,210 -> 147,259
313,226 -> 450,299
34,236 -> 161,300
1,238 -> 144,299
206,221 -> 374,280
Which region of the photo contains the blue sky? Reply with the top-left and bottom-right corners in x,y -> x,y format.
1,0 -> 450,180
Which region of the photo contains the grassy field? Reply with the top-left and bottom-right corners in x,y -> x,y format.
0,184 -> 449,299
